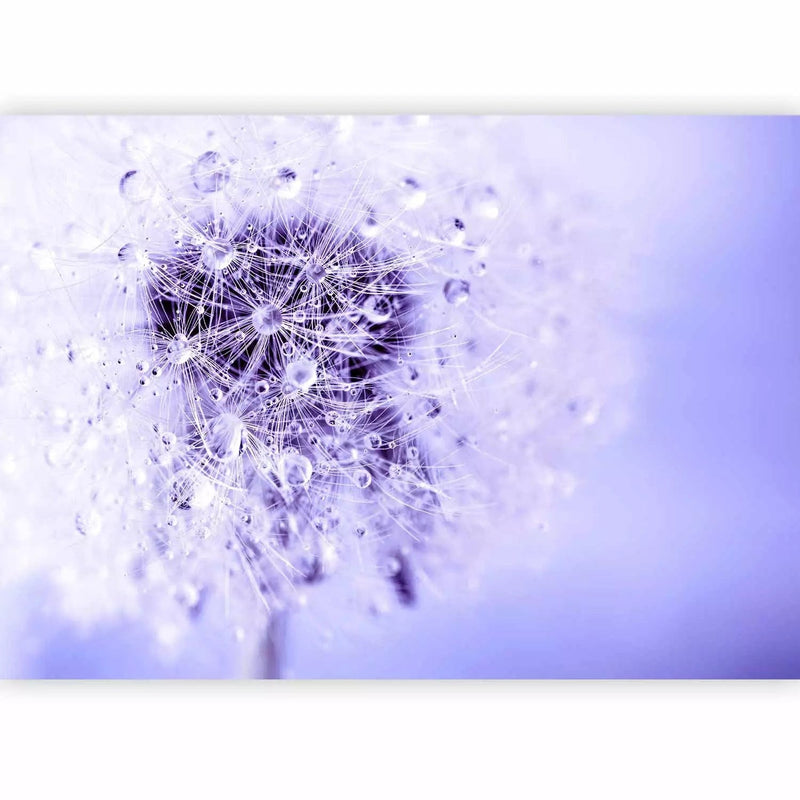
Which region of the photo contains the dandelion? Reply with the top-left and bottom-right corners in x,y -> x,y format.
0,116 -> 628,676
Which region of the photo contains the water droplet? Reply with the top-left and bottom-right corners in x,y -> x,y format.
272,167 -> 301,199
203,413 -> 245,462
399,177 -> 426,210
75,511 -> 101,537
470,261 -> 487,277
438,217 -> 466,245
166,334 -> 194,365
360,295 -> 392,324
424,397 -> 442,418
325,410 -> 339,427
360,209 -> 380,238
285,358 -> 317,392
443,278 -> 470,306
364,432 -> 382,450
251,302 -> 283,335
352,468 -> 372,489
467,185 -> 500,219
117,243 -> 148,270
170,467 -> 215,511
305,259 -> 327,283
119,170 -> 154,203
192,151 -> 231,194
175,582 -> 201,610
279,452 -> 313,487
201,239 -> 235,271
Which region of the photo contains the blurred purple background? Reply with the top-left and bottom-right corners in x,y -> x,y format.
3,117 -> 799,678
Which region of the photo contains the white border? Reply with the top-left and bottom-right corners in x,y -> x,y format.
2,2 -> 799,797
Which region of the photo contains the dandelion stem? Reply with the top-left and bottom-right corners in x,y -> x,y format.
251,611 -> 287,679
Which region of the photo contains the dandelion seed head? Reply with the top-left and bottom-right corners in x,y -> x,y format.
0,115 -> 631,658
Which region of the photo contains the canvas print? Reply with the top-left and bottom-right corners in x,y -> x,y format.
0,115 -> 796,678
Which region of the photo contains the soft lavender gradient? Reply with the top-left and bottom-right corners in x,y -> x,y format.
3,117 -> 798,678
286,117 -> 800,677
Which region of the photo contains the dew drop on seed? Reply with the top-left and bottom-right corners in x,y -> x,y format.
171,468 -> 215,510
352,468 -> 372,489
201,239 -> 235,271
424,397 -> 442,418
439,217 -> 466,245
251,302 -> 283,335
75,511 -> 101,537
360,210 -> 380,238
192,151 -> 231,194
443,278 -> 470,306
305,259 -> 327,283
467,185 -> 500,219
272,167 -> 301,199
285,357 -> 317,392
360,295 -> 392,324
399,177 -> 427,210
119,170 -> 154,203
166,334 -> 194,365
175,582 -> 201,611
470,261 -> 487,277
336,443 -> 359,465
364,432 -> 382,450
279,452 -> 313,488
204,413 -> 245,462
117,243 -> 148,270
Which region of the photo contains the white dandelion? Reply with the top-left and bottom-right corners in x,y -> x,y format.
0,116 -> 630,677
